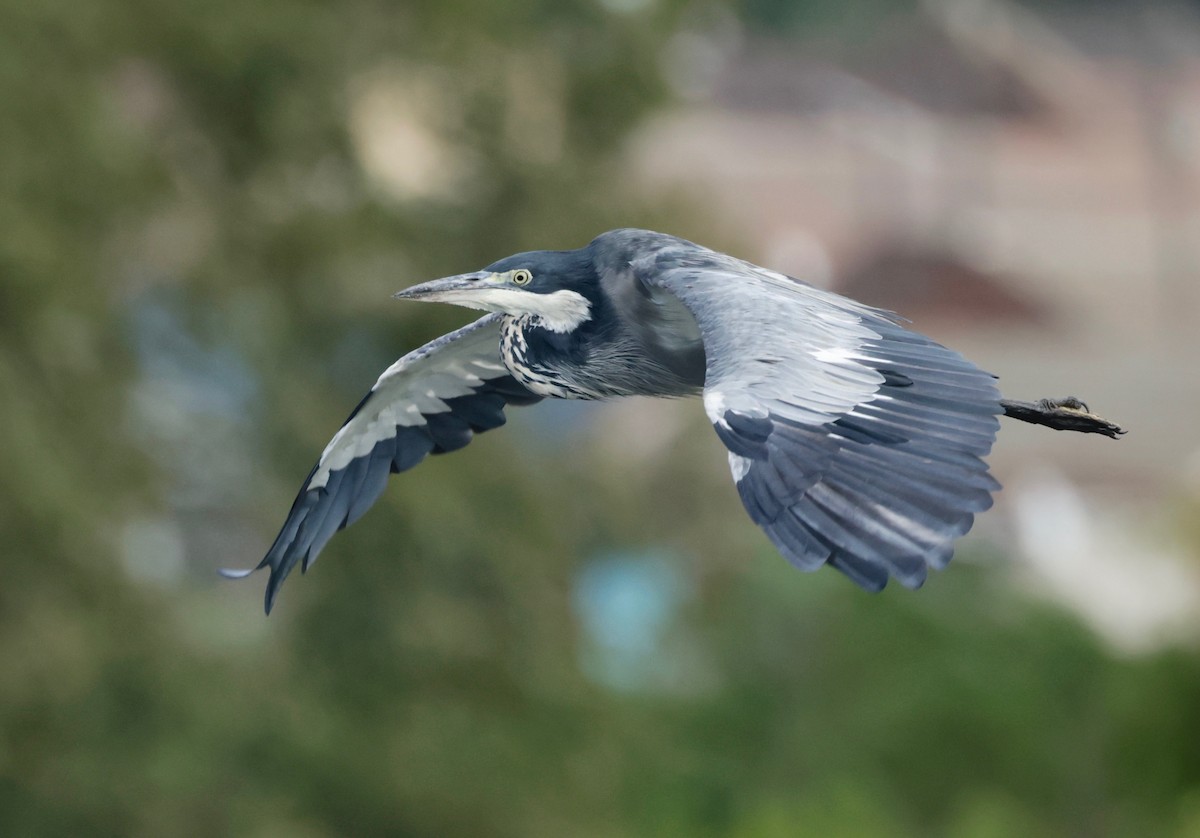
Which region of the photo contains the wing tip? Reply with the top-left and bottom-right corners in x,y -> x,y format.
217,563 -> 280,616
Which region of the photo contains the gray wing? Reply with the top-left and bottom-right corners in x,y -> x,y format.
621,241 -> 1001,591
224,313 -> 541,613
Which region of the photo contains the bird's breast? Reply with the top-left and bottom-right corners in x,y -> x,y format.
500,316 -> 602,400
500,315 -> 702,400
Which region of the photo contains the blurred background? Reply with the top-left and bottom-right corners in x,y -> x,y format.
3,0 -> 1199,834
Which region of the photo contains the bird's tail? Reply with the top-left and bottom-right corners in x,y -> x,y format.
1000,396 -> 1125,438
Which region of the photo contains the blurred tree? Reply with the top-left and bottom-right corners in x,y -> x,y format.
1,0 -> 1198,836
0,0 -> 684,833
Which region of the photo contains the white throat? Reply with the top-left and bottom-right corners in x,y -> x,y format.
528,289 -> 593,332
445,287 -> 592,333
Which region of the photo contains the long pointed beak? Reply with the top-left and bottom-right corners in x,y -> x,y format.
393,271 -> 492,301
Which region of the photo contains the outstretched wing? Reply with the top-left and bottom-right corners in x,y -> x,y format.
623,239 -> 1001,591
225,313 -> 541,612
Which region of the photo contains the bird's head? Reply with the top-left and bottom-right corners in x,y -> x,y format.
394,248 -> 596,333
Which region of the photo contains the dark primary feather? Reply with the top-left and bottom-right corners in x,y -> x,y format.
224,314 -> 540,613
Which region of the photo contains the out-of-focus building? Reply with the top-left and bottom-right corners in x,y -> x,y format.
625,0 -> 1200,651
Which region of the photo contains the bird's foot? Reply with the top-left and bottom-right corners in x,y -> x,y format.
1036,396 -> 1088,413
1001,396 -> 1125,438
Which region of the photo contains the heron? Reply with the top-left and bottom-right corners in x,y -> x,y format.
225,229 -> 1123,613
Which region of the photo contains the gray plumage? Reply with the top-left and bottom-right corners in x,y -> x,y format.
225,229 -> 1121,613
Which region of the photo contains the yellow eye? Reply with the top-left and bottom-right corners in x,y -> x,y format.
512,269 -> 532,286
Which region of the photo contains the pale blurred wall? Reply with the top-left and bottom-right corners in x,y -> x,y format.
623,0 -> 1200,650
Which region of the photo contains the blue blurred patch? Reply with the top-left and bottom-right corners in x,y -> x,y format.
124,289 -> 261,506
572,550 -> 690,692
127,290 -> 258,421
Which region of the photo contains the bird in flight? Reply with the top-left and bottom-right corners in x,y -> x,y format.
225,229 -> 1123,613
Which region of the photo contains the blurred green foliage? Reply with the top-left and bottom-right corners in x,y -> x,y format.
1,0 -> 1198,836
